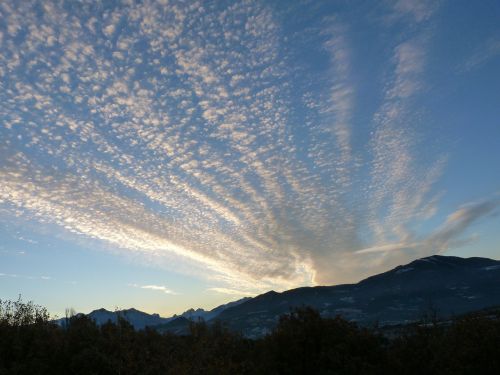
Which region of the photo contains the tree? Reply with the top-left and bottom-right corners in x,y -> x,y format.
0,295 -> 50,326
259,307 -> 387,374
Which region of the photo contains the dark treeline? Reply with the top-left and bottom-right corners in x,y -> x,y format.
1,298 -> 500,374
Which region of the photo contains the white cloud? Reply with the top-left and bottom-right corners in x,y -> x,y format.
140,285 -> 178,295
207,287 -> 251,296
103,24 -> 116,38
0,272 -> 53,281
355,242 -> 417,254
391,0 -> 439,22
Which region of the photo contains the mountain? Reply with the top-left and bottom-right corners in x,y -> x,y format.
179,297 -> 252,321
55,308 -> 173,329
155,297 -> 252,335
54,256 -> 500,337
215,255 -> 500,337
89,308 -> 172,329
54,297 -> 250,330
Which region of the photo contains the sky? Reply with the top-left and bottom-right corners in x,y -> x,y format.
1,0 -> 499,318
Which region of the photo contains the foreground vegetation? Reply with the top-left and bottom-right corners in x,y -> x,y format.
1,298 -> 500,374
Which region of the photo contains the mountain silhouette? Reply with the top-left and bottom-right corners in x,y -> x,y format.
55,255 -> 500,337
215,255 -> 500,337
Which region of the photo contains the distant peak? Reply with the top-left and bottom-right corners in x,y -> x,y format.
259,290 -> 279,298
417,254 -> 494,263
92,308 -> 112,313
420,254 -> 447,261
124,308 -> 140,313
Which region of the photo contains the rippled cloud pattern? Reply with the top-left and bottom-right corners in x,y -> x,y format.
1,0 -> 498,294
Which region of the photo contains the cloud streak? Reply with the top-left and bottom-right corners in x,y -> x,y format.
458,37 -> 500,73
425,199 -> 499,253
355,198 -> 499,257
140,285 -> 178,295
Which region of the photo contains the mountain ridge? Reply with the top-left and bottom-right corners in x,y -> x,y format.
214,254 -> 500,336
55,255 -> 500,337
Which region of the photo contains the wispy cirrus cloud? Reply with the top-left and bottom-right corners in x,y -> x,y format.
0,272 -> 52,281
355,198 -> 499,257
128,283 -> 178,295
207,287 -> 250,296
457,37 -> 500,73
140,285 -> 178,295
425,199 -> 499,253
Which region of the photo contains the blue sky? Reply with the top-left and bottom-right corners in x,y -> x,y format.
1,0 -> 499,317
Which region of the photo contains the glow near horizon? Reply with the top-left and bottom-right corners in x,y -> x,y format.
1,0 -> 499,317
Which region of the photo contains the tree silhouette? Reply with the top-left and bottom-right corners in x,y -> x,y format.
0,298 -> 499,374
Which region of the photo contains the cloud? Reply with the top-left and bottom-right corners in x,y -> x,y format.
354,198 -> 499,257
140,285 -> 178,295
0,0 -> 496,292
322,21 -> 354,172
355,242 -> 417,255
390,40 -> 426,98
0,272 -> 53,281
367,35 -> 441,245
457,37 -> 500,73
390,0 -> 439,23
207,287 -> 251,296
425,199 -> 499,253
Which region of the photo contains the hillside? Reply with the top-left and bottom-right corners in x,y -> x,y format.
215,255 -> 500,337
